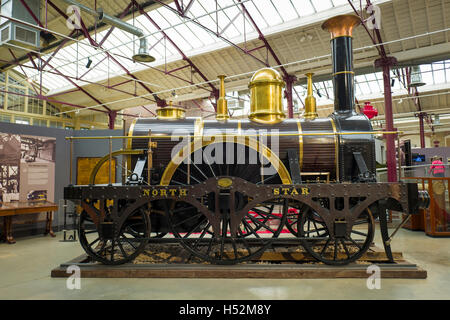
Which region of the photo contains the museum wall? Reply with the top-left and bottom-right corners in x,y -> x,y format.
71,129 -> 124,185
0,122 -> 122,238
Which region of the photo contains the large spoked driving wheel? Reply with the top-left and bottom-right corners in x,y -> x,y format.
299,206 -> 374,265
79,207 -> 150,265
161,142 -> 290,187
165,199 -> 286,264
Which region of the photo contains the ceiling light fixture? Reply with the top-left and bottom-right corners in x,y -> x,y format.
86,58 -> 93,68
299,33 -> 306,42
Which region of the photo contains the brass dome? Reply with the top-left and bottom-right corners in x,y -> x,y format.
248,68 -> 286,124
156,102 -> 186,120
249,67 -> 284,84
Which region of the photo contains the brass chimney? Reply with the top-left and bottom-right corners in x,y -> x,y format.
322,15 -> 360,115
216,75 -> 229,121
303,73 -> 318,120
248,68 -> 286,124
156,101 -> 186,120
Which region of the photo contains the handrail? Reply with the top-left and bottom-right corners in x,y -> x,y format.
65,131 -> 402,140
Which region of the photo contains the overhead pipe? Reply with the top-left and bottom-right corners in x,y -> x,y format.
61,0 -> 154,62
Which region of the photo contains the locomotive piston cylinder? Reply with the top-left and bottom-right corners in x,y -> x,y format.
322,15 -> 361,115
248,68 -> 286,124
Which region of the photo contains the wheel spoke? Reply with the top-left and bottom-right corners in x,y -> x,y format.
110,239 -> 115,261
348,237 -> 363,250
333,240 -> 338,261
117,240 -> 129,258
88,237 -> 100,247
303,227 -> 327,235
183,217 -> 207,239
173,212 -> 203,227
242,219 -> 262,239
192,223 -> 211,250
340,239 -> 351,259
192,162 -> 209,180
247,214 -> 276,234
320,238 -> 331,256
351,230 -> 368,237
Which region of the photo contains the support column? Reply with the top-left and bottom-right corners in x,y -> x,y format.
417,112 -> 426,148
375,56 -> 398,182
108,110 -> 117,130
284,75 -> 296,118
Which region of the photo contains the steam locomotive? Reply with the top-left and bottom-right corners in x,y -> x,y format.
64,15 -> 429,266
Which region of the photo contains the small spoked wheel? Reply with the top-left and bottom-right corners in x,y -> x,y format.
79,208 -> 150,265
165,199 -> 286,264
299,206 -> 374,265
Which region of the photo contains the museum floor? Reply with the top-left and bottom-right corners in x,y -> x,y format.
0,229 -> 449,300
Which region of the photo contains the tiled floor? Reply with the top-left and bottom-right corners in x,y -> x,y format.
0,229 -> 449,300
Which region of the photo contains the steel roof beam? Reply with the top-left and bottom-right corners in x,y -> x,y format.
151,0 -> 269,67
1,0 -> 158,70
47,0 -> 163,106
133,0 -> 218,99
33,54 -> 112,112
0,57 -> 155,105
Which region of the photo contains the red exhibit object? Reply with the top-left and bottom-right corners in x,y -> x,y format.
362,101 -> 378,119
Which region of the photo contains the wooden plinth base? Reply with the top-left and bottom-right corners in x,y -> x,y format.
51,245 -> 427,279
51,260 -> 426,279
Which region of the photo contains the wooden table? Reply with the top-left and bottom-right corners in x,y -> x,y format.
0,201 -> 58,244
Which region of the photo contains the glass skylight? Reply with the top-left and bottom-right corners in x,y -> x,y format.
292,60 -> 450,108
13,0 -> 347,94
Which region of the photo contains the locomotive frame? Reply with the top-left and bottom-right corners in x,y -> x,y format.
64,130 -> 427,266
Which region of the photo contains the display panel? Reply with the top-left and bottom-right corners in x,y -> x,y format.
0,132 -> 56,225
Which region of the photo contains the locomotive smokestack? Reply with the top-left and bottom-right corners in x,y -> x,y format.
322,15 -> 360,115
216,75 -> 229,121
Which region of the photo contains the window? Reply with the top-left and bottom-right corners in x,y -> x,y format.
15,116 -> 30,125
7,87 -> 25,112
0,114 -> 11,123
49,121 -> 63,128
0,0 -> 12,25
46,103 -> 61,117
33,119 -> 48,127
28,97 -> 44,114
0,90 -> 4,109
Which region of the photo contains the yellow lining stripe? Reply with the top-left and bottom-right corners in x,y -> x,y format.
332,71 -> 355,76
194,117 -> 204,138
329,118 -> 339,182
126,118 -> 137,173
296,119 -> 303,169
